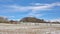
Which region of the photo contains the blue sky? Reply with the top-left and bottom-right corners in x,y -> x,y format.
0,0 -> 60,22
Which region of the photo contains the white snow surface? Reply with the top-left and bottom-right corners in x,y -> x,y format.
0,23 -> 60,34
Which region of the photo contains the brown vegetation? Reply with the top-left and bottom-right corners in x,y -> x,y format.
0,16 -> 60,24
20,17 -> 46,23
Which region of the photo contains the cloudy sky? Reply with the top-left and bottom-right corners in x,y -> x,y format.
0,0 -> 60,21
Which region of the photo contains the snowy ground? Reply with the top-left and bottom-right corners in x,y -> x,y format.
0,23 -> 60,34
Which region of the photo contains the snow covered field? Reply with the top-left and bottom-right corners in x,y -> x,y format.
0,23 -> 60,34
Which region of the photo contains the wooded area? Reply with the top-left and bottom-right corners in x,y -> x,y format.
0,16 -> 60,24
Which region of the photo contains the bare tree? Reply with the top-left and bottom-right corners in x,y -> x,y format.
0,16 -> 8,23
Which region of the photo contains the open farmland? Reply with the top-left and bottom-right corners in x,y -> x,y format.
0,23 -> 60,34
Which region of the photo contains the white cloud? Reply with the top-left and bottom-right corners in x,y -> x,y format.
52,2 -> 60,6
28,13 -> 43,17
0,15 -> 15,19
31,2 -> 60,6
30,2 -> 60,11
31,5 -> 52,11
50,18 -> 60,22
0,2 -> 60,13
27,11 -> 44,18
3,5 -> 52,12
30,3 -> 50,6
6,2 -> 60,12
0,2 -> 60,18
0,2 -> 60,21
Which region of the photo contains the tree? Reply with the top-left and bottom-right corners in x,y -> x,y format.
20,17 -> 46,23
0,16 -> 8,23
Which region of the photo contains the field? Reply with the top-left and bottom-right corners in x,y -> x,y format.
0,23 -> 60,34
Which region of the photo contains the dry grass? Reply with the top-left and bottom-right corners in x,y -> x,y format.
0,23 -> 60,34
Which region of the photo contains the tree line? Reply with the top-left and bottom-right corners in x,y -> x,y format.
0,16 -> 60,24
